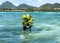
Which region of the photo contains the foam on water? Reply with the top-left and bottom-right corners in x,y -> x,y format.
20,34 -> 25,39
19,22 -> 60,43
0,12 -> 60,43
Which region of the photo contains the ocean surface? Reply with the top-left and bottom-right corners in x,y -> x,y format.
0,12 -> 60,43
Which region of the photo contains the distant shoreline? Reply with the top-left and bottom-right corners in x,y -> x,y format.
0,8 -> 60,12
0,1 -> 60,12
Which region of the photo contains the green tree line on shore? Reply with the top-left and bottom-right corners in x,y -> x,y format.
0,8 -> 60,12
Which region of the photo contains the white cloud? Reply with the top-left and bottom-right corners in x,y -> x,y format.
13,4 -> 20,6
26,0 -> 30,1
37,0 -> 43,2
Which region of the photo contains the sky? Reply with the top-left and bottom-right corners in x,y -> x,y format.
0,0 -> 60,7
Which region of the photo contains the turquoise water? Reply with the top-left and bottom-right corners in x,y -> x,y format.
0,12 -> 60,43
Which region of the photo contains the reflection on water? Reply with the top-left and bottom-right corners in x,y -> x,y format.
0,12 -> 60,43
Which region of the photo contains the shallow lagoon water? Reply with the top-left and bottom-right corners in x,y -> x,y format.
0,12 -> 60,43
